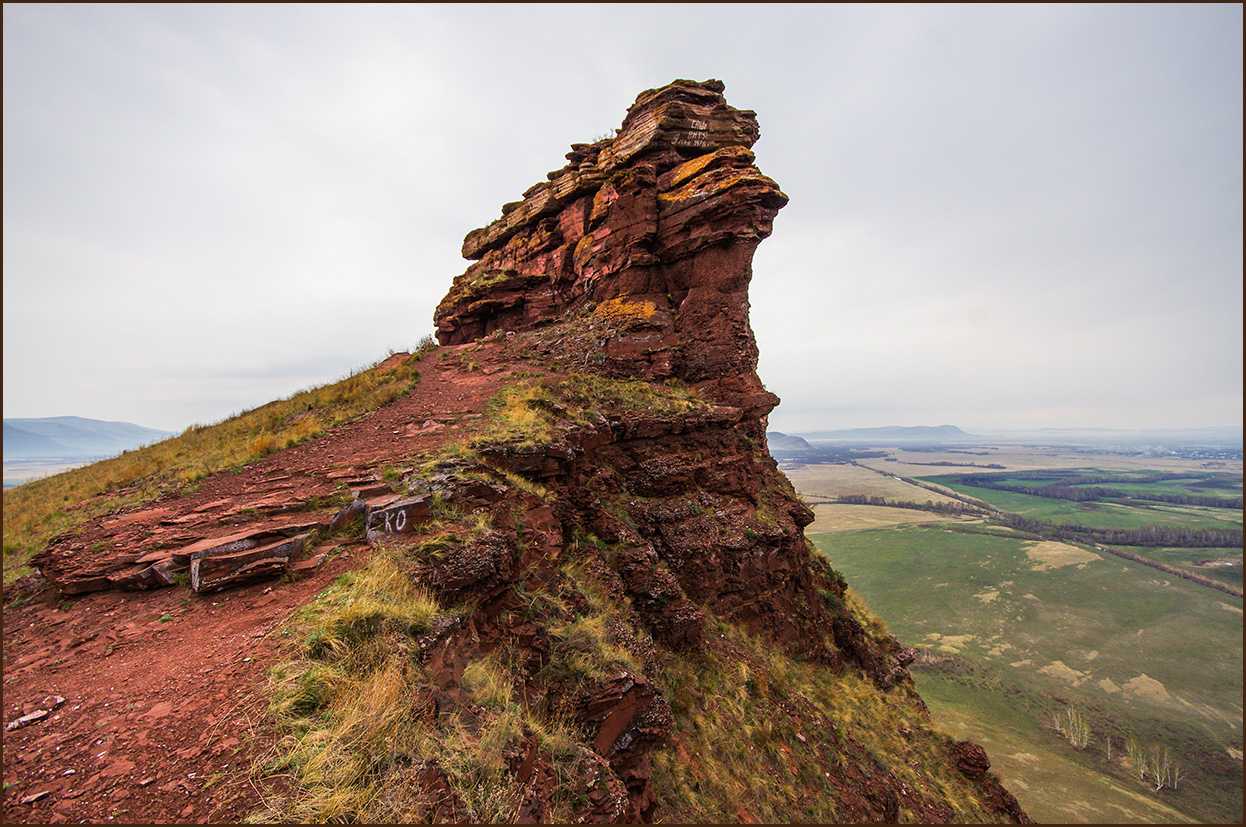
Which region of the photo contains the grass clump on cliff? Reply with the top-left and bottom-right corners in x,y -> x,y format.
256,547 -> 594,823
472,372 -> 703,449
650,616 -> 994,823
2,345 -> 436,587
541,559 -> 646,688
259,549 -> 445,821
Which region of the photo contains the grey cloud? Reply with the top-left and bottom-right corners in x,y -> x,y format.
3,4 -> 1240,433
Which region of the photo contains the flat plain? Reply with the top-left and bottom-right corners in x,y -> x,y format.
858,447 -> 1243,478
794,448 -> 1243,824
782,462 -> 960,504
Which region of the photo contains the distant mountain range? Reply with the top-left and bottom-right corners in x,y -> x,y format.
799,425 -> 970,442
3,416 -> 172,460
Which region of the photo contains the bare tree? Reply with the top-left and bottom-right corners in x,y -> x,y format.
1126,736 -> 1147,782
1053,706 -> 1091,749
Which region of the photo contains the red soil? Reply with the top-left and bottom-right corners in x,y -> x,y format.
2,551 -> 363,823
2,342 -> 517,823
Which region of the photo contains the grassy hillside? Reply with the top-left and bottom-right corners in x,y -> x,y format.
253,547 -> 1014,823
2,347 -> 431,586
812,524 -> 1243,823
241,377 -> 1021,823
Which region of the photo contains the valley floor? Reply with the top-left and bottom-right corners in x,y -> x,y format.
796,455 -> 1243,824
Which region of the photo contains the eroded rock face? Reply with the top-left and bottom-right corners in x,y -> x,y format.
18,79 -> 1027,825
421,81 -> 932,817
434,79 -> 846,664
434,78 -> 785,417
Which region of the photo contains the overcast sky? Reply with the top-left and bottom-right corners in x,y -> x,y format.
4,4 -> 1242,433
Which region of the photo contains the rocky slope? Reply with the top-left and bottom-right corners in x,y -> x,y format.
4,79 -> 1027,823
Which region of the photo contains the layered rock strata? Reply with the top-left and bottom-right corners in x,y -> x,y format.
24,78 -> 1029,824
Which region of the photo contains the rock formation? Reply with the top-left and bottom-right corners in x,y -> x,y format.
433,79 -> 841,664
16,79 -> 1029,824
413,78 -> 1027,821
435,78 -> 784,417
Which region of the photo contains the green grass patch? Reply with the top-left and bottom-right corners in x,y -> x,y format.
1115,546 -> 1243,589
925,480 -> 1242,531
811,524 -> 1243,823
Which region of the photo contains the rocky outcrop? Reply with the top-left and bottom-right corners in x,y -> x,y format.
435,78 -> 784,417
413,79 -> 1024,822
432,79 -> 847,664
17,79 -> 1028,825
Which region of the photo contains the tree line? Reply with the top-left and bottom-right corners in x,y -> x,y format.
835,495 -> 986,516
952,474 -> 1241,510
996,513 -> 1243,549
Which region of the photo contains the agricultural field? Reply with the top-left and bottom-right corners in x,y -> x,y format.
924,479 -> 1243,532
804,502 -> 971,533
928,469 -> 1241,502
858,448 -> 1242,479
782,462 -> 960,505
1079,479 -> 1241,502
1115,546 -> 1243,590
812,525 -> 1243,824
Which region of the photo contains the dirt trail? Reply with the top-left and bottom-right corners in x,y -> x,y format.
33,345 -> 519,594
2,343 -> 517,822
2,553 -> 362,822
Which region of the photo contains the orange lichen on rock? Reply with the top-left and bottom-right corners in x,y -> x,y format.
593,297 -> 658,324
659,144 -> 755,189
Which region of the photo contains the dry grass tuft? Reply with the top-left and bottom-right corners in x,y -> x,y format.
471,373 -> 703,451
650,617 -> 992,822
256,548 -> 592,823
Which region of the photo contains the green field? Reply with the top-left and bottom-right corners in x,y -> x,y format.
951,470 -> 1242,500
1077,480 -> 1241,503
1116,546 -> 1244,589
812,525 -> 1243,824
923,479 -> 1243,532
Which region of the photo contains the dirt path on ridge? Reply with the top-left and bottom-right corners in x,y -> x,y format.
2,342 -> 522,822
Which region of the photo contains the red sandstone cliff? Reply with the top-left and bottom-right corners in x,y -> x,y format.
436,78 -> 784,416
11,79 -> 1029,824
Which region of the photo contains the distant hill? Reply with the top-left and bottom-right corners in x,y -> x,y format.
801,424 -> 970,442
3,416 -> 172,459
767,431 -> 812,451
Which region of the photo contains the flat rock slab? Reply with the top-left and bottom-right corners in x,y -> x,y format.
5,709 -> 50,731
365,496 -> 433,541
190,533 -> 309,593
150,520 -> 325,567
350,482 -> 395,499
